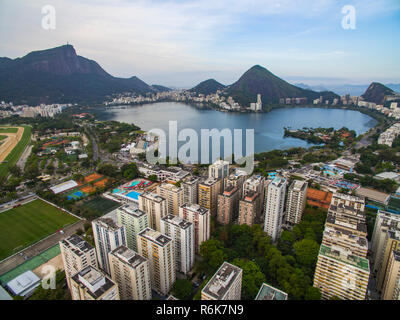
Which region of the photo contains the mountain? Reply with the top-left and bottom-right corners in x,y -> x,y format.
189,79 -> 226,95
361,82 -> 395,104
226,65 -> 339,107
151,84 -> 172,92
0,45 -> 154,104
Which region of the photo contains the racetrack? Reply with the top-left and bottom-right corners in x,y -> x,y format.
0,127 -> 24,163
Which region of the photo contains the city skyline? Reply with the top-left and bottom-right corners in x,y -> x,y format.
1,0 -> 400,88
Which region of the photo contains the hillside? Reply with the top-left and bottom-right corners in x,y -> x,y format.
0,45 -> 154,104
189,79 -> 226,95
226,65 -> 339,108
361,82 -> 395,104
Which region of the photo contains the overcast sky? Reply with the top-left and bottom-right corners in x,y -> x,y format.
0,0 -> 399,88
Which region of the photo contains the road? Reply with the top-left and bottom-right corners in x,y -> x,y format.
0,220 -> 86,275
16,144 -> 33,169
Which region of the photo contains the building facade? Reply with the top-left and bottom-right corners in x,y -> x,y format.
263,177 -> 287,241
92,217 -> 126,275
285,180 -> 308,226
137,228 -> 176,296
217,186 -> 239,225
179,203 -> 210,253
116,204 -> 148,252
160,214 -> 195,274
138,191 -> 167,232
60,234 -> 98,289
108,246 -> 152,300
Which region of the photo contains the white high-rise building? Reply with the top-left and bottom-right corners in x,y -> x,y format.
70,266 -> 119,300
108,246 -> 152,300
116,203 -> 148,252
285,180 -> 308,226
138,191 -> 167,232
179,203 -> 210,253
263,177 -> 287,241
59,234 -> 98,289
209,159 -> 229,181
201,262 -> 243,300
137,228 -> 176,296
92,217 -> 126,275
160,214 -> 195,274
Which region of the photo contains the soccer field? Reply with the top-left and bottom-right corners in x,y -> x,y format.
0,199 -> 79,261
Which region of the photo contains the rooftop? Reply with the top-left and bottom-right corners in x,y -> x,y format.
355,187 -> 390,205
138,228 -> 172,247
118,203 -> 146,218
290,180 -> 308,192
319,244 -> 369,272
180,203 -> 209,215
139,191 -> 165,203
71,266 -> 116,299
110,246 -> 146,268
161,214 -> 192,230
255,283 -> 288,300
93,217 -> 122,231
222,185 -> 238,196
202,262 -> 242,299
61,234 -> 94,256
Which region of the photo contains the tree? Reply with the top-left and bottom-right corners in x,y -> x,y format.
293,239 -> 320,268
121,163 -> 139,180
305,286 -> 321,300
171,279 -> 193,300
232,258 -> 266,300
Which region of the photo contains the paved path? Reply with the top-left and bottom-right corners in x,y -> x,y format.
16,144 -> 32,169
0,220 -> 86,275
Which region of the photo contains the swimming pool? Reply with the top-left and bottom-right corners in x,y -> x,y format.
126,191 -> 140,200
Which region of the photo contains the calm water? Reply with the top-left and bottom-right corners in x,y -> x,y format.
96,102 -> 377,159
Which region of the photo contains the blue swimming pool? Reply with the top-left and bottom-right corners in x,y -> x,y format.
126,191 -> 140,200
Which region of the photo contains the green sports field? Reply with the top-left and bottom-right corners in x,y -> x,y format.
0,199 -> 79,261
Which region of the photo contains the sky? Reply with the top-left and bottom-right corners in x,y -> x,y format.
0,0 -> 399,88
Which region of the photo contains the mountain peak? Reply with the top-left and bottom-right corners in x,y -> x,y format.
362,82 -> 394,104
189,78 -> 226,95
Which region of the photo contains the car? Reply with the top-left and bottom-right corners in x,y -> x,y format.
193,282 -> 199,287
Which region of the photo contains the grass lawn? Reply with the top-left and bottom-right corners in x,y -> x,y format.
0,135 -> 7,141
0,125 -> 31,179
0,199 -> 79,261
82,196 -> 120,215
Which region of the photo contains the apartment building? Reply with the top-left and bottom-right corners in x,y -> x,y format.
156,183 -> 184,215
285,180 -> 308,226
116,203 -> 148,252
217,186 -> 239,225
179,203 -> 210,253
137,228 -> 176,296
313,193 -> 370,300
182,176 -> 199,205
198,177 -> 222,216
238,190 -> 259,226
70,266 -> 119,300
108,246 -> 152,300
314,244 -> 370,300
138,191 -> 167,232
243,175 -> 265,220
381,250 -> 400,300
224,169 -> 247,199
92,217 -> 126,275
263,177 -> 287,241
160,214 -> 195,274
201,262 -> 242,300
60,234 -> 98,289
209,159 -> 229,182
